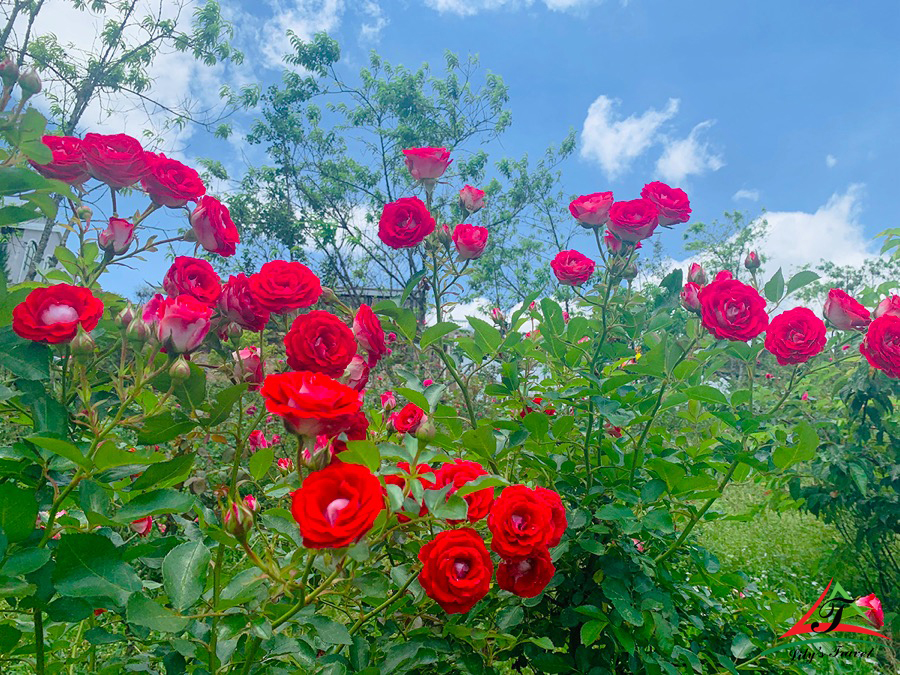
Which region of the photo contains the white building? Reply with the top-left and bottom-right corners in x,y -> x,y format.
3,220 -> 65,284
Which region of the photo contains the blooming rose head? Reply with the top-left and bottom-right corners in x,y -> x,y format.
607,198 -> 659,242
290,461 -> 384,549
680,282 -> 702,313
81,133 -> 149,189
353,304 -> 387,366
98,217 -> 135,255
190,196 -> 239,257
551,250 -> 595,286
487,485 -> 554,559
29,136 -> 90,184
13,284 -> 104,344
260,371 -> 362,438
569,192 -> 614,228
860,314 -> 900,379
687,262 -> 707,285
156,294 -> 213,353
163,256 -> 221,306
496,549 -> 556,598
452,223 -> 489,260
248,260 -> 322,314
418,528 -> 493,614
823,288 -> 871,331
744,251 -> 761,271
284,310 -> 356,377
459,184 -> 485,213
855,593 -> 884,629
233,346 -> 264,390
403,146 -> 452,181
435,459 -> 494,524
697,278 -> 769,341
378,196 -> 436,249
141,153 -> 205,208
388,403 -> 426,435
714,270 -> 734,282
534,486 -> 567,548
874,294 -> 900,319
640,181 -> 691,226
342,354 -> 370,392
218,274 -> 270,332
764,307 -> 827,365
248,430 -> 269,452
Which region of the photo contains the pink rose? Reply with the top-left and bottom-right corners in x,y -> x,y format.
874,294 -> 900,319
343,354 -> 370,392
381,390 -> 397,410
856,593 -> 884,629
551,250 -> 595,286
248,430 -> 269,452
98,217 -> 135,255
130,516 -> 153,537
569,192 -> 613,227
189,196 -> 239,257
403,146 -> 451,181
680,282 -> 701,313
459,185 -> 485,213
640,181 -> 691,226
234,346 -> 264,390
824,289 -> 871,331
156,295 -> 212,353
451,223 -> 489,260
607,198 -> 659,242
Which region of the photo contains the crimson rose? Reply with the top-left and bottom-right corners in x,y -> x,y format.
496,549 -> 556,598
162,257 -> 221,306
860,314 -> 900,379
389,403 -> 426,435
487,485 -> 554,559
30,136 -> 89,184
764,307 -> 827,365
640,181 -> 691,226
353,304 -> 387,365
697,279 -> 768,341
378,197 -> 436,249
383,462 -> 435,523
81,133 -> 149,188
435,459 -> 494,524
607,198 -> 659,242
452,223 -> 489,260
290,461 -> 384,549
824,288 -> 871,331
140,154 -> 205,207
534,486 -> 567,548
13,284 -> 104,344
260,371 -> 362,437
418,528 -> 493,614
874,294 -> 900,319
190,196 -> 239,257
569,192 -> 614,227
284,310 -> 357,377
249,260 -> 322,313
551,250 -> 595,286
218,274 -> 270,332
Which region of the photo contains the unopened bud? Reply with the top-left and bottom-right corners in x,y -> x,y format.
115,304 -> 136,328
182,228 -> 197,243
17,68 -> 41,97
687,263 -> 707,286
414,416 -> 436,441
70,327 -> 95,356
276,457 -> 294,474
227,322 -> 242,339
319,287 -> 337,304
126,317 -> 151,342
744,251 -> 761,271
490,307 -> 505,325
223,495 -> 257,539
438,224 -> 452,247
622,262 -> 638,282
0,58 -> 18,88
75,205 -> 93,223
169,356 -> 191,381
299,436 -> 333,471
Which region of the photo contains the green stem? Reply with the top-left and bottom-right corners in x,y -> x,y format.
435,348 -> 478,430
348,569 -> 419,636
210,544 -> 224,673
766,366 -> 799,416
627,382 -> 668,488
34,608 -> 44,675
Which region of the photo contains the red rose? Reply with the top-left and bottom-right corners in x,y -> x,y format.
534,486 -> 567,548
496,549 -> 556,598
607,198 -> 659,242
156,294 -> 212,353
218,274 -> 270,332
330,411 -> 370,454
640,181 -> 691,226
860,315 -> 900,379
248,260 -> 322,314
714,270 -> 734,282
97,217 -> 135,255
12,284 -> 104,344
260,371 -> 362,437
290,461 -> 384,549
452,223 -> 489,260
551,250 -> 595,286
403,146 -> 452,181
680,282 -> 701,313
487,485 -> 553,559
190,196 -> 239,257
569,192 -> 613,227
29,136 -> 89,184
378,197 -> 436,249
764,307 -> 827,365
697,278 -> 768,341
140,154 -> 205,207
459,185 -> 485,213
284,310 -> 357,377
824,288 -> 871,331
855,593 -> 885,630
744,251 -> 761,271
163,256 -> 221,306
389,403 -> 426,435
874,294 -> 900,319
687,262 -> 707,285
435,459 -> 494,524
418,528 -> 493,614
81,133 -> 149,188
383,462 -> 435,523
353,304 -> 387,365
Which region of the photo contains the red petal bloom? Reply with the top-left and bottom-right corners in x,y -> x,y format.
248,260 -> 322,314
13,284 -> 104,344
141,153 -> 206,207
697,278 -> 768,341
378,197 -> 436,249
284,310 -> 357,377
418,528 -> 492,614
81,133 -> 149,188
496,548 -> 556,598
764,307 -> 827,365
860,314 -> 900,379
487,485 -> 554,559
260,371 -> 362,437
435,459 -> 494,524
163,256 -> 222,306
29,136 -> 90,184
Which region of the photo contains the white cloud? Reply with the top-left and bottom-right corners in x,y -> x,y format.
426,297 -> 492,325
826,154 -> 838,168
423,0 -> 600,16
580,96 -> 680,179
655,120 -> 725,184
259,0 -> 345,68
733,189 -> 760,202
359,1 -> 388,42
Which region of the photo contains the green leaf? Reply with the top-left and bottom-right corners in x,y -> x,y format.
0,549 -> 51,577
773,421 -> 818,469
28,436 -> 90,469
394,387 -> 430,413
53,534 -> 142,606
581,618 -> 608,646
785,270 -> 819,295
248,446 -> 274,480
126,594 -> 188,633
115,489 -> 194,523
204,383 -> 248,427
339,440 -> 380,471
0,623 -> 22,653
847,462 -> 868,495
303,615 -> 353,645
683,385 -> 728,406
420,321 -> 458,349
0,333 -> 50,380
162,540 -> 211,612
0,484 -> 37,542
467,316 -> 502,352
763,268 -> 785,303
80,480 -> 113,526
400,270 -> 427,306
643,509 -> 674,534
137,412 -> 197,445
730,633 -> 755,660
130,455 -> 195,492
595,504 -> 635,523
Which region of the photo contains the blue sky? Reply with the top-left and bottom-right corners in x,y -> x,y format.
28,0 -> 900,296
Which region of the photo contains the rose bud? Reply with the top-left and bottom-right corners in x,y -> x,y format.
169,356 -> 192,381
402,146 -> 452,182
414,415 -> 436,441
680,282 -> 702,313
70,326 -> 96,356
300,435 -> 337,471
276,457 -> 294,473
823,288 -> 871,331
622,262 -> 638,282
189,196 -> 239,257
438,224 -> 452,247
687,263 -> 707,285
126,317 -> 151,342
459,185 -> 486,214
343,354 -> 370,392
233,346 -> 264,390
130,516 -> 153,537
248,430 -> 269,452
603,230 -> 624,255
381,390 -> 397,410
490,307 -> 505,324
855,594 -> 884,629
76,204 -> 93,223
744,251 -> 761,271
98,217 -> 135,255
569,192 -> 614,228
17,68 -> 41,97
157,295 -> 212,353
115,304 -> 135,328
874,294 -> 900,319
0,58 -> 19,88
452,223 -> 489,260
223,495 -> 257,539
